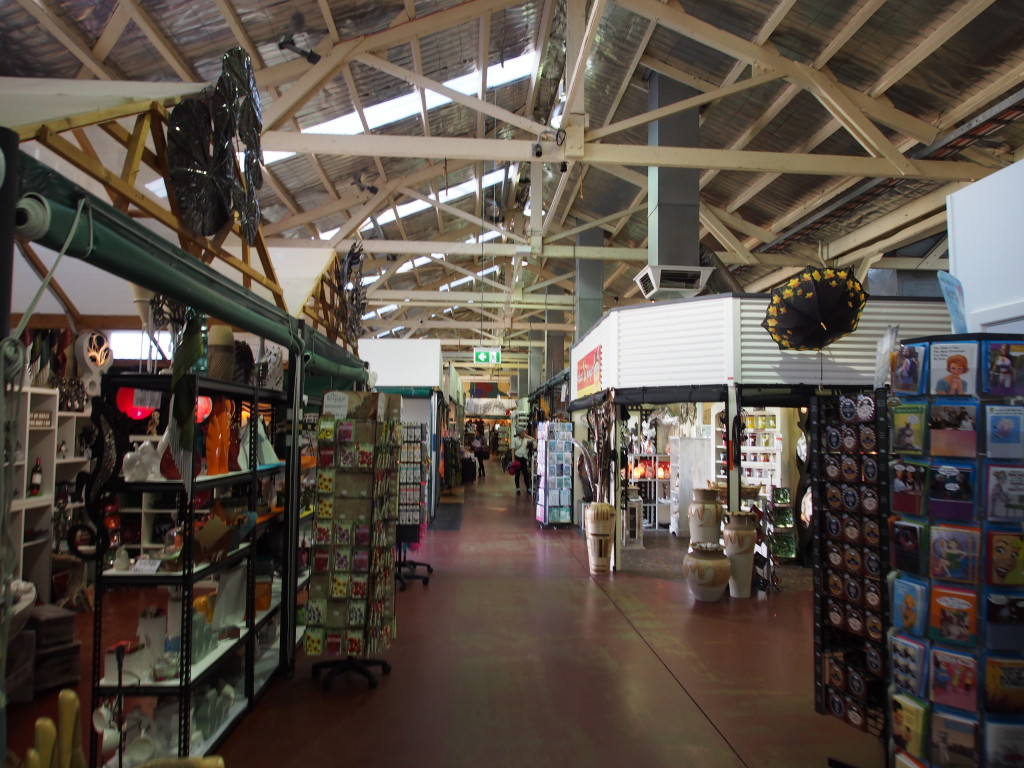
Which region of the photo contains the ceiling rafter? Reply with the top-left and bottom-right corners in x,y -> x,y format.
119,0 -> 199,82
15,0 -> 118,80
75,4 -> 131,80
265,131 -> 991,181
16,239 -> 84,330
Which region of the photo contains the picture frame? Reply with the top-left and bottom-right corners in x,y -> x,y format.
927,462 -> 977,523
985,463 -> 1024,522
892,460 -> 929,517
928,399 -> 978,459
986,528 -> 1024,586
930,341 -> 979,396
986,405 -> 1024,460
982,340 -> 1024,395
929,524 -> 980,585
928,584 -> 978,648
893,343 -> 928,395
893,403 -> 928,455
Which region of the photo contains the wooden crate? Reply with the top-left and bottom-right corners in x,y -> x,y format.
28,604 -> 76,649
34,641 -> 81,693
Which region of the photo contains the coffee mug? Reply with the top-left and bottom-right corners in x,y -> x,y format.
125,733 -> 156,767
100,726 -> 120,754
92,703 -> 113,733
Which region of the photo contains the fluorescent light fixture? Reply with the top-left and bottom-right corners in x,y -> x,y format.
110,330 -> 173,359
268,53 -> 534,166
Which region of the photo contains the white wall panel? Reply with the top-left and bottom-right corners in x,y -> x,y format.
361,338 -> 442,388
616,299 -> 731,387
737,297 -> 951,385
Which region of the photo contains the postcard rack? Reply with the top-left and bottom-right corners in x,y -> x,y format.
884,332 -> 1024,767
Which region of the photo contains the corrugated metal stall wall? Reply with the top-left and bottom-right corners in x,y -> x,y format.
571,312 -> 619,398
616,298 -> 732,388
737,297 -> 952,386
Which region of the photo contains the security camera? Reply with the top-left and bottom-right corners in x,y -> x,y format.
532,143 -> 542,158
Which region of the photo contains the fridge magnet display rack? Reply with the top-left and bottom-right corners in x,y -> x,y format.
308,392 -> 400,689
811,389 -> 891,744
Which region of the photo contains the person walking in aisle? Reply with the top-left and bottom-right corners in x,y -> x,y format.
472,433 -> 487,478
511,427 -> 534,496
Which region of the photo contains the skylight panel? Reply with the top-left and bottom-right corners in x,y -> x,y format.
267,53 -> 534,166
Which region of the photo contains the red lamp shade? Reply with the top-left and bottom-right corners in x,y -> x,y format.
195,396 -> 213,423
115,388 -> 157,420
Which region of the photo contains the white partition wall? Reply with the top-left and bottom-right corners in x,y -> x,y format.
947,159 -> 1024,332
570,295 -> 952,399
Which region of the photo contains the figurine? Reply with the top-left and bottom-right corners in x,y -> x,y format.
57,440 -> 68,459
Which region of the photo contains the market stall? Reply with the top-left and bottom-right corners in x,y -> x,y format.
569,293 -> 953,579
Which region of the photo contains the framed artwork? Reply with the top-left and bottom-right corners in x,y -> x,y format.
986,529 -> 1024,585
893,343 -> 928,395
930,342 -> 979,396
893,403 -> 928,455
983,341 -> 1024,395
928,399 -> 978,458
930,525 -> 980,584
928,463 -> 976,523
985,463 -> 1024,522
986,405 -> 1024,460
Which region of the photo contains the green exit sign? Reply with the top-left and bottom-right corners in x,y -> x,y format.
474,347 -> 501,364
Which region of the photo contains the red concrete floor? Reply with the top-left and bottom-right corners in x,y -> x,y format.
8,466 -> 885,767
219,467 -> 885,768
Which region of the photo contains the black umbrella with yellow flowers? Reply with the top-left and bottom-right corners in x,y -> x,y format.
761,267 -> 868,351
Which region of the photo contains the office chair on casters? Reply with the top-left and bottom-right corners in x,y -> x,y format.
312,655 -> 391,690
395,524 -> 432,591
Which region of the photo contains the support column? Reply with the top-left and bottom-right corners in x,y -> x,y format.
528,330 -> 543,393
0,127 -> 18,338
648,74 -> 700,268
575,225 -> 604,338
545,287 -> 565,380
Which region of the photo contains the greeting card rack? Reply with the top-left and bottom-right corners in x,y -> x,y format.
89,372 -> 290,766
810,388 -> 891,745
307,392 -> 400,690
885,332 -> 1024,767
396,422 -> 431,590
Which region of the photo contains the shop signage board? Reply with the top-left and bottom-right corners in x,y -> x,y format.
577,346 -> 602,396
473,347 -> 501,365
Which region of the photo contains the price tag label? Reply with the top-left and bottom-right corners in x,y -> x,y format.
322,391 -> 350,418
134,389 -> 161,410
130,558 -> 162,574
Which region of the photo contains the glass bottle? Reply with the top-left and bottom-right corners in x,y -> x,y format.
29,457 -> 43,496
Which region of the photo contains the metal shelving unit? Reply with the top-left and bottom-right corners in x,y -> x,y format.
89,372 -> 291,765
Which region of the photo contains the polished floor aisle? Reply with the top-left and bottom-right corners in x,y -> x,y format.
220,470 -> 885,768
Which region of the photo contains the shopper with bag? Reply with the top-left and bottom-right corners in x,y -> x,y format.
472,434 -> 487,478
511,428 -> 535,496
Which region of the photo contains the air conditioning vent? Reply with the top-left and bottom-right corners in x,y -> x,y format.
633,265 -> 715,299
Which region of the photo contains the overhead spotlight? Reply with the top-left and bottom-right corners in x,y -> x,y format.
532,143 -> 542,158
278,35 -> 320,64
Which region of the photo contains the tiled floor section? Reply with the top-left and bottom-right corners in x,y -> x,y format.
8,467 -> 885,767
220,469 -> 884,768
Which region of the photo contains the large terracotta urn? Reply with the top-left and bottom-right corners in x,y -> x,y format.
683,543 -> 731,602
584,503 -> 615,574
688,488 -> 721,545
723,511 -> 758,598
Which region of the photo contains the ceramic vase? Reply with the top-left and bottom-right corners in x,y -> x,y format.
723,511 -> 758,598
688,488 -> 722,545
584,503 -> 615,574
683,543 -> 731,602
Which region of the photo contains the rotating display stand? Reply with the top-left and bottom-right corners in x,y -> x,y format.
307,392 -> 399,689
